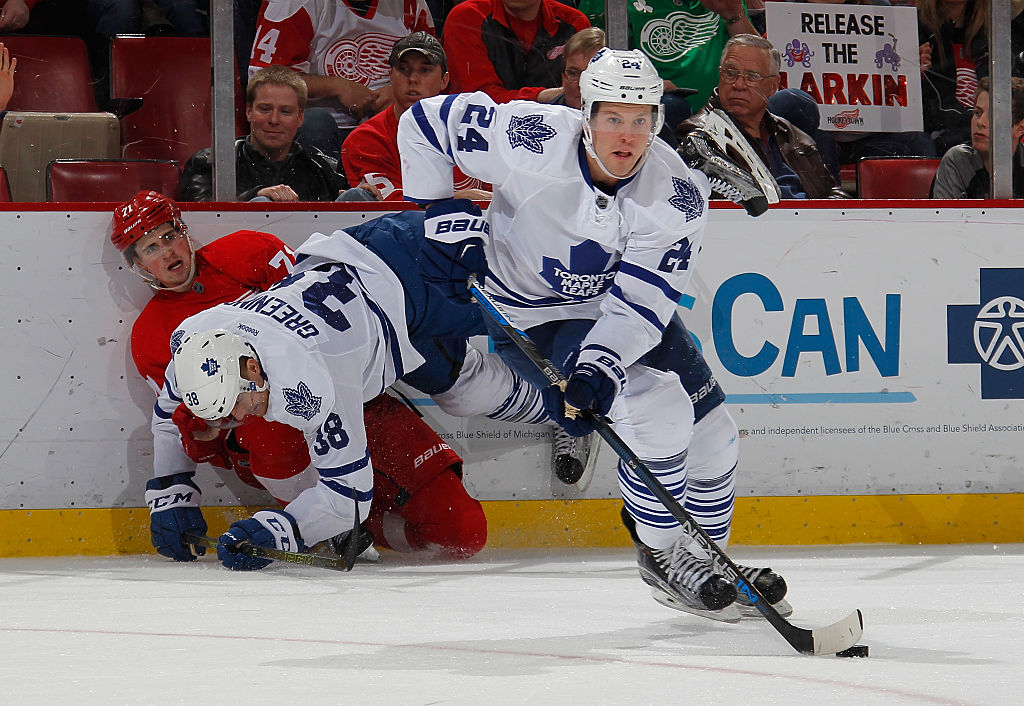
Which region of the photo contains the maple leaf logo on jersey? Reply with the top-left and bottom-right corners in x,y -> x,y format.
540,240 -> 618,300
507,114 -> 557,154
669,177 -> 704,222
170,329 -> 185,355
283,381 -> 322,421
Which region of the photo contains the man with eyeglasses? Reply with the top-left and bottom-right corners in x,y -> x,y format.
112,192 -> 493,567
577,0 -> 757,114
677,34 -> 846,199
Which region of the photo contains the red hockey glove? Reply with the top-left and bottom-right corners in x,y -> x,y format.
172,403 -> 233,470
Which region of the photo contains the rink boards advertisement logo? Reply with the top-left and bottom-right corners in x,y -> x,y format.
947,268 -> 1024,400
694,271 -> 908,405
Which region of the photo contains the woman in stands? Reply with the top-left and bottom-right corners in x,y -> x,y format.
931,77 -> 1024,199
918,0 -> 993,156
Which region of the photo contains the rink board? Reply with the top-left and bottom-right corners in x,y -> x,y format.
1,202 -> 1022,554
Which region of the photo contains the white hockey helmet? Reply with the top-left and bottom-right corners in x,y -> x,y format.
579,48 -> 665,179
173,329 -> 264,421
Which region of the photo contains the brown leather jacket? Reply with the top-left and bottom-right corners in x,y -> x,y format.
677,93 -> 848,200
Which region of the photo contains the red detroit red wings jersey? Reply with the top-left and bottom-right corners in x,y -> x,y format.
250,0 -> 434,124
130,230 -> 294,393
342,107 -> 486,200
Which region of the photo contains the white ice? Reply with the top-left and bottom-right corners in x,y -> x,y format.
0,544 -> 1020,705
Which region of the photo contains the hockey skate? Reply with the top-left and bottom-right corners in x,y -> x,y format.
677,109 -> 781,217
622,508 -> 740,622
552,426 -> 597,486
311,523 -> 382,567
734,565 -> 793,618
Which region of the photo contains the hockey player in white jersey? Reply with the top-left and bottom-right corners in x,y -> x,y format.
398,48 -> 788,621
152,213 -> 556,570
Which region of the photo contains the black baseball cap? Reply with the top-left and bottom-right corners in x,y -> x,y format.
389,32 -> 447,73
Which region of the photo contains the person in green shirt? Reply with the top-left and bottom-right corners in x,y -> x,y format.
577,0 -> 756,112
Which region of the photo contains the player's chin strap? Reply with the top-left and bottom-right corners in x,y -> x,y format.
700,110 -> 781,206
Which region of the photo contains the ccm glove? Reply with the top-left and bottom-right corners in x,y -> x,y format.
144,473 -> 207,561
420,198 -> 487,303
217,509 -> 306,571
172,402 -> 232,469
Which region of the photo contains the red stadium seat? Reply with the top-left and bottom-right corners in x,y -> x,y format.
0,35 -> 97,112
46,159 -> 181,202
110,36 -> 247,163
0,166 -> 11,202
856,157 -> 941,199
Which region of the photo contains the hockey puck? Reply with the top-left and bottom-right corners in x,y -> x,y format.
836,644 -> 870,658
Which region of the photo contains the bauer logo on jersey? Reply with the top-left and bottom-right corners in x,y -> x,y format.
541,240 -> 618,299
507,114 -> 557,154
668,177 -> 705,221
948,268 -> 1024,399
283,381 -> 323,421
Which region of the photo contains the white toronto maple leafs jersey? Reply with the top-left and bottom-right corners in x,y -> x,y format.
398,92 -> 711,371
153,229 -> 423,544
249,0 -> 434,126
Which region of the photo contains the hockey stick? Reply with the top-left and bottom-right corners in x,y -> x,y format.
468,275 -> 863,656
184,532 -> 351,571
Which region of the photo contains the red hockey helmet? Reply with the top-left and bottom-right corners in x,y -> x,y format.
111,190 -> 183,261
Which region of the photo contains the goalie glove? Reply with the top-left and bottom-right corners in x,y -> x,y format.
678,109 -> 781,217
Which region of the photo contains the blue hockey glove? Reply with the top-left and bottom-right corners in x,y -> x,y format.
420,198 -> 487,303
217,509 -> 306,571
144,473 -> 207,562
541,384 -> 596,438
564,362 -> 618,418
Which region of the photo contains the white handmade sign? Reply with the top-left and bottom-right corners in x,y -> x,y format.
766,2 -> 923,132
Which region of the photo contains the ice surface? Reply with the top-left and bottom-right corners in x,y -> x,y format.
0,544 -> 1020,705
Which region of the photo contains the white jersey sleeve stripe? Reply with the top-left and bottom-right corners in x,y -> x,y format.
609,283 -> 666,332
321,479 -> 374,503
617,261 -> 683,305
410,100 -> 446,156
318,448 -> 371,478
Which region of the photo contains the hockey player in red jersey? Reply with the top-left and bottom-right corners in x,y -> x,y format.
113,190 -> 486,559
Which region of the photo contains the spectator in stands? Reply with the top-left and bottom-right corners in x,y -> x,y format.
341,32 -> 489,202
85,0 -> 208,36
247,0 -> 434,159
545,27 -> 693,144
0,42 -> 14,112
677,34 -> 847,199
577,0 -> 756,114
441,0 -> 589,103
918,0 -> 994,156
931,76 -> 1024,199
179,65 -> 377,202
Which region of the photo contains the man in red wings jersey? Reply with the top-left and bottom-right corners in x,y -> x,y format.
342,32 -> 490,201
114,190 -> 486,559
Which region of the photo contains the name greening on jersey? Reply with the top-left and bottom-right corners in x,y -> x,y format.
227,292 -> 320,339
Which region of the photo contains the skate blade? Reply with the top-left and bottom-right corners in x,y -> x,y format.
651,588 -> 742,623
738,597 -> 793,619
